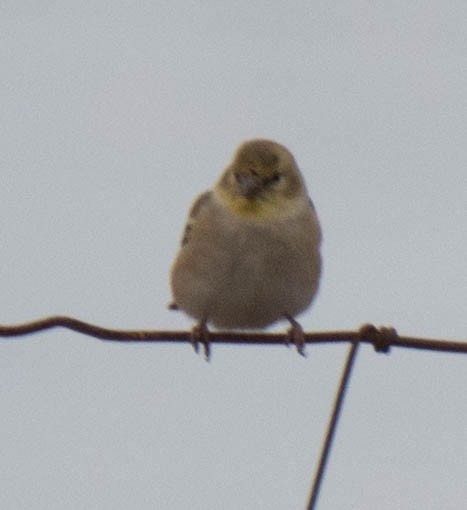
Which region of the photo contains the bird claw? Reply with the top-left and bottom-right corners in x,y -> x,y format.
286,316 -> 306,357
191,320 -> 211,361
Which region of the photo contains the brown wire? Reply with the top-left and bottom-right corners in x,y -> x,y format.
1,316 -> 466,509
306,341 -> 360,510
0,316 -> 466,355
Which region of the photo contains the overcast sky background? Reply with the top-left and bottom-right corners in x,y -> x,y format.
1,2 -> 466,509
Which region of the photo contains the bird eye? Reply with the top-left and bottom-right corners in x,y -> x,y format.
271,172 -> 281,183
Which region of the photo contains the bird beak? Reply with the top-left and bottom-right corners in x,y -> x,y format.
236,171 -> 262,198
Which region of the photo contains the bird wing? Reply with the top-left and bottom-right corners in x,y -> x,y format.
180,191 -> 212,246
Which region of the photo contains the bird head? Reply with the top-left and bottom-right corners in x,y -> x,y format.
215,139 -> 307,219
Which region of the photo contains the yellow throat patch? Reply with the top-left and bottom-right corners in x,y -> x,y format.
216,188 -> 300,222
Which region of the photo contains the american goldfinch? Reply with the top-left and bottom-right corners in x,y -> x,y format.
170,139 -> 322,358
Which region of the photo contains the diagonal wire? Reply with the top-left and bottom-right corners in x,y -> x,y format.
1,318 -> 467,506
307,341 -> 360,510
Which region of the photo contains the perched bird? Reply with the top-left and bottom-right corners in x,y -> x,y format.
169,139 -> 322,358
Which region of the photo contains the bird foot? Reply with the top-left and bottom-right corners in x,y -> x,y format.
191,320 -> 211,361
286,316 -> 306,357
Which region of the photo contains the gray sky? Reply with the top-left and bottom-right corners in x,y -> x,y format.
1,2 -> 466,509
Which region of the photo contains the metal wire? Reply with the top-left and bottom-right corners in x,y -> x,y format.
1,317 -> 467,508
0,316 -> 466,355
306,341 -> 360,510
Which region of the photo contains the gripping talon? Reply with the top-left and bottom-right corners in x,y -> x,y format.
286,315 -> 306,356
191,320 -> 210,361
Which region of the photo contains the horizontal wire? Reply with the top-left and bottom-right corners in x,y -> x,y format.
1,315 -> 465,510
0,316 -> 466,354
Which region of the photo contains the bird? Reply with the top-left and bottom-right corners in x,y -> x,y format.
169,139 -> 322,359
